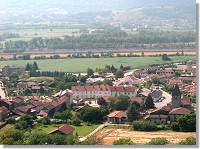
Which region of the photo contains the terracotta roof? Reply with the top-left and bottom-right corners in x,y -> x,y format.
106,111 -> 127,118
7,66 -> 24,69
0,106 -> 8,112
12,109 -> 25,116
48,124 -> 75,135
129,97 -> 144,104
32,86 -> 40,90
17,83 -> 27,88
136,70 -> 146,74
26,82 -> 38,86
16,105 -> 35,113
1,99 -> 12,105
38,110 -> 48,117
32,101 -> 44,107
181,97 -> 192,106
150,90 -> 162,98
149,115 -> 169,119
43,104 -> 54,110
16,96 -> 24,100
13,98 -> 24,104
169,107 -> 192,115
52,98 -> 65,107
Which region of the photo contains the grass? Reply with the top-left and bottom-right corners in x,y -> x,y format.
32,123 -> 101,137
0,56 -> 195,73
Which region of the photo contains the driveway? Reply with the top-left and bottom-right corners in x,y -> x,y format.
154,90 -> 172,109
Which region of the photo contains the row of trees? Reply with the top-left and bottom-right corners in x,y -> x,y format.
2,30 -> 195,51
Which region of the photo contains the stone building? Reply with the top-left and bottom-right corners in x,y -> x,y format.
2,65 -> 25,77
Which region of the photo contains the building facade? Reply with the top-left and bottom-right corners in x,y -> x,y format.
2,65 -> 25,77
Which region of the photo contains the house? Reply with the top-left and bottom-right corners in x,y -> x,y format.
149,90 -> 163,102
105,111 -> 127,124
129,97 -> 144,107
138,88 -> 151,97
75,104 -> 92,112
31,86 -> 41,93
26,82 -> 38,87
37,110 -> 48,118
71,84 -> 137,100
53,89 -> 73,105
2,65 -> 25,77
144,66 -> 160,71
115,76 -> 142,87
0,97 -> 12,111
41,104 -> 55,117
48,124 -> 75,138
156,70 -> 174,75
12,97 -> 24,108
17,82 -> 28,94
169,107 -> 192,123
0,106 -> 9,121
184,68 -> 196,76
149,115 -> 169,124
135,71 -> 147,78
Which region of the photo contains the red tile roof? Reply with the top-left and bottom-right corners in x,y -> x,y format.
52,98 -> 65,107
1,99 -> 12,105
48,124 -> 75,135
169,107 -> 192,115
0,106 -> 8,112
13,98 -> 24,104
106,111 -> 127,118
38,110 -> 48,117
129,97 -> 143,104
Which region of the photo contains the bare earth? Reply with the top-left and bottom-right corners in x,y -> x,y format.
96,128 -> 196,145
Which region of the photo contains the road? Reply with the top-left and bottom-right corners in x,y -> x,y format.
154,90 -> 172,109
0,82 -> 6,99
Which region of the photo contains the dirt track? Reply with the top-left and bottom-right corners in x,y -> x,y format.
96,128 -> 196,145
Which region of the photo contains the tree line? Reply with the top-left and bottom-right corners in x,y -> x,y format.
2,30 -> 195,52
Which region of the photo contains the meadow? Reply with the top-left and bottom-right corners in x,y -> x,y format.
0,56 -> 195,73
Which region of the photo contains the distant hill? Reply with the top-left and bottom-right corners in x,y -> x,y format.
0,0 -> 195,13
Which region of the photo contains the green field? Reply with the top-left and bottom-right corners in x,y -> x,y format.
31,124 -> 101,137
0,56 -> 195,73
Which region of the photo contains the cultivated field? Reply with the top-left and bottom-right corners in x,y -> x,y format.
0,56 -> 195,73
96,128 -> 196,145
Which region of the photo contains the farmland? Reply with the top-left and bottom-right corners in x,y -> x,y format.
0,55 -> 196,73
96,128 -> 196,145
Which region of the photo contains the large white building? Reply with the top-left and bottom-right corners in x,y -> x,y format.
71,84 -> 137,100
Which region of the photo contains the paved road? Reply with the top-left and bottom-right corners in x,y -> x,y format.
154,90 -> 172,109
0,82 -> 6,99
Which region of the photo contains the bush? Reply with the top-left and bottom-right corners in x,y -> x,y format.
113,138 -> 135,145
146,137 -> 169,145
177,114 -> 196,132
179,137 -> 196,145
37,117 -> 51,125
132,121 -> 158,131
171,122 -> 180,131
7,118 -> 16,124
71,116 -> 82,126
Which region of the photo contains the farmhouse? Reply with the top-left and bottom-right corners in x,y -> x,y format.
48,124 -> 75,138
1,65 -> 25,77
115,76 -> 142,87
105,111 -> 127,124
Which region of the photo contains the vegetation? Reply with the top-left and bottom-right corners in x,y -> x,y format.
127,101 -> 140,122
132,121 -> 158,131
144,94 -> 155,109
179,136 -> 196,145
0,56 -> 195,73
176,114 -> 196,132
108,95 -> 130,111
113,138 -> 135,145
146,137 -> 169,145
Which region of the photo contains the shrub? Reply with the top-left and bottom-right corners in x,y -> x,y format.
7,118 -> 16,124
113,138 -> 135,145
132,121 -> 158,131
146,137 -> 169,145
37,117 -> 51,125
71,116 -> 82,126
177,114 -> 196,132
171,122 -> 180,131
179,137 -> 196,145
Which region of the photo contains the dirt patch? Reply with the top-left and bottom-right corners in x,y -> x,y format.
96,128 -> 196,145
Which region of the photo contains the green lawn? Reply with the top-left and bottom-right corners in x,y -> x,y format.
0,56 -> 195,73
32,123 -> 101,137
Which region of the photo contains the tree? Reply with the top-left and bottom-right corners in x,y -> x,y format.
39,86 -> 45,94
87,68 -> 94,76
179,136 -> 196,145
33,61 -> 39,70
37,117 -> 51,125
79,75 -> 87,83
176,114 -> 196,132
145,94 -> 155,109
71,116 -> 82,126
58,102 -> 67,113
25,63 -> 31,71
162,54 -> 171,61
115,69 -> 124,79
103,79 -> 113,86
97,98 -> 107,107
113,138 -> 135,145
114,95 -> 130,111
9,72 -> 19,84
14,114 -> 34,130
127,102 -> 140,122
120,64 -> 123,69
80,107 -> 107,123
24,88 -> 32,96
146,137 -> 169,145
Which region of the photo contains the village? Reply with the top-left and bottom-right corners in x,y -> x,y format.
0,58 -> 196,145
